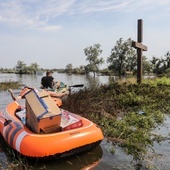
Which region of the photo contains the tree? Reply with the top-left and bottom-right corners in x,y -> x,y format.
150,52 -> 170,76
164,51 -> 170,69
15,60 -> 27,74
150,56 -> 166,75
107,38 -> 136,77
29,63 -> 39,74
84,43 -> 104,77
26,63 -> 39,74
125,49 -> 137,73
73,65 -> 85,74
142,56 -> 152,75
65,63 -> 73,74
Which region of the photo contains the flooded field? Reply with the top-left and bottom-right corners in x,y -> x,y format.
0,73 -> 170,169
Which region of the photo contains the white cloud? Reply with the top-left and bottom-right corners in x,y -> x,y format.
38,25 -> 62,31
0,0 -> 170,31
0,0 -> 69,31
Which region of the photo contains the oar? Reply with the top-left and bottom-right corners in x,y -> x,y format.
39,84 -> 84,90
68,84 -> 84,88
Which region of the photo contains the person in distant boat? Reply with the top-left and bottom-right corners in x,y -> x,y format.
41,71 -> 55,89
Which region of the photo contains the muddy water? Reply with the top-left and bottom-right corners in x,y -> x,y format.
0,73 -> 170,169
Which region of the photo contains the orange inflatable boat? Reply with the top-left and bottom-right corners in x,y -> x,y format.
0,101 -> 104,158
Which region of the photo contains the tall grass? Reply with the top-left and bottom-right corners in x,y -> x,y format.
0,81 -> 21,91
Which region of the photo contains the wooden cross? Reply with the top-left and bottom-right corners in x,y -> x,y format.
132,19 -> 147,84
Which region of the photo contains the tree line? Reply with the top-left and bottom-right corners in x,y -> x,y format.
0,37 -> 170,77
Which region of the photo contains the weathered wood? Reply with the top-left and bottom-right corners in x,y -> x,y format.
132,41 -> 147,51
137,49 -> 142,84
138,19 -> 143,42
132,19 -> 148,84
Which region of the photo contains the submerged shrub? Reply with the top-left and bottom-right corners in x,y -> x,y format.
63,77 -> 170,161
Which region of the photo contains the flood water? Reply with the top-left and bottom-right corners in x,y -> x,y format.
0,73 -> 170,170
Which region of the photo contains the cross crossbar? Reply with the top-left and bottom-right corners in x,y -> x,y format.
132,41 -> 147,51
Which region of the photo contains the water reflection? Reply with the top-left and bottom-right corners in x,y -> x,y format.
28,145 -> 103,170
0,73 -> 109,89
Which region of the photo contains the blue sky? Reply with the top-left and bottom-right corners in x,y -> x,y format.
0,0 -> 170,69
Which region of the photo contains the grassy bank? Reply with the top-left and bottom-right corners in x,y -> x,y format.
63,77 -> 170,164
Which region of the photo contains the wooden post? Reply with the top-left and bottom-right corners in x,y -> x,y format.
132,19 -> 147,84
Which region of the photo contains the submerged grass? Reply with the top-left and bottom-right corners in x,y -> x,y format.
63,77 -> 170,164
0,81 -> 21,91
